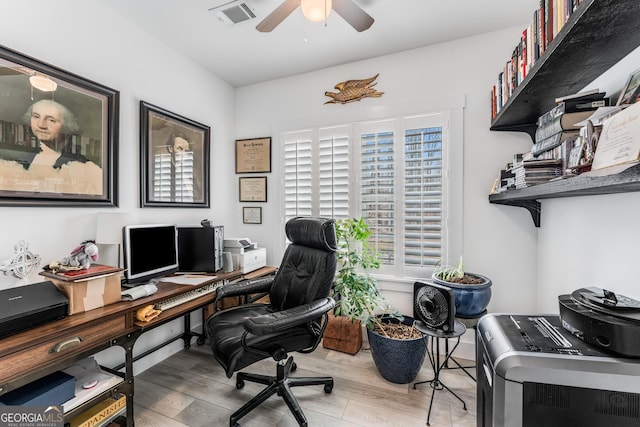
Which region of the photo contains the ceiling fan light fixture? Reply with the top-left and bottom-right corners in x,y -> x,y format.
29,74 -> 57,92
301,0 -> 332,22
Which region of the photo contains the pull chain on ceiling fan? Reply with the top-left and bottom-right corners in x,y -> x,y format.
256,0 -> 374,32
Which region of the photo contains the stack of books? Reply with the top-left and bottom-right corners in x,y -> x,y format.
513,159 -> 563,189
532,90 -> 609,169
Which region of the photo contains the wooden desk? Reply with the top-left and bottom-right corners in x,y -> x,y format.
0,266 -> 276,426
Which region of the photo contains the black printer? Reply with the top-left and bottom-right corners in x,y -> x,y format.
0,281 -> 68,338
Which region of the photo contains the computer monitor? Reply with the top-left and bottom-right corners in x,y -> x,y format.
122,224 -> 179,285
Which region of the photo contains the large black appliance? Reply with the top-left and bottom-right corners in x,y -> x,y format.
559,286 -> 640,357
477,314 -> 640,427
0,281 -> 68,338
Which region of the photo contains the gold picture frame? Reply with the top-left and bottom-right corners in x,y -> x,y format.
235,137 -> 271,173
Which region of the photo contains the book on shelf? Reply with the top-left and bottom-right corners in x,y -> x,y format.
535,110 -> 595,142
512,159 -> 563,188
554,88 -> 606,104
490,0 -> 588,118
67,393 -> 126,427
40,264 -> 122,282
531,130 -> 579,156
538,97 -> 610,127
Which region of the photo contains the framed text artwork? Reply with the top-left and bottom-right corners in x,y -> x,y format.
0,44 -> 119,206
243,207 -> 262,224
235,137 -> 271,173
239,176 -> 267,202
140,101 -> 210,208
617,68 -> 640,106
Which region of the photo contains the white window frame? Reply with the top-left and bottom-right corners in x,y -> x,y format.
276,100 -> 464,284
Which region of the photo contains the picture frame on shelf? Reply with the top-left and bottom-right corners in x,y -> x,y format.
617,68 -> 640,106
235,137 -> 271,173
140,101 -> 210,208
0,44 -> 119,207
239,176 -> 267,202
243,206 -> 262,224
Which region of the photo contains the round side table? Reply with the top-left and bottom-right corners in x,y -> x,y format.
413,320 -> 467,426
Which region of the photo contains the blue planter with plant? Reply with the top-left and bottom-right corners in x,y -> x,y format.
331,218 -> 425,383
432,258 -> 492,318
366,315 -> 426,384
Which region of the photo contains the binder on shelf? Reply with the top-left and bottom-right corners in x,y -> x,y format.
68,393 -> 126,427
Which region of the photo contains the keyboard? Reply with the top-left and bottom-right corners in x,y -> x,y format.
154,281 -> 223,311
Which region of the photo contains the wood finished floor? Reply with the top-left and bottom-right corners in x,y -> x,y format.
133,343 -> 477,427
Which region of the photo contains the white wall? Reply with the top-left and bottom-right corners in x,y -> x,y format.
0,1 -> 238,287
234,27 -> 539,359
0,0 -> 237,370
536,47 -> 640,313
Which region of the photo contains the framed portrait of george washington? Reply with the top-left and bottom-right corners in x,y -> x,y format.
139,101 -> 210,208
0,44 -> 119,206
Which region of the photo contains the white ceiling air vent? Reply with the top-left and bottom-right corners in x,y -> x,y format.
209,1 -> 257,26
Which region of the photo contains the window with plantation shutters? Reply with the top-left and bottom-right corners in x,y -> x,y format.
153,151 -> 195,202
281,112 -> 452,279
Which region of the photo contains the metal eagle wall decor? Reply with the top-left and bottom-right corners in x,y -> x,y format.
324,73 -> 384,104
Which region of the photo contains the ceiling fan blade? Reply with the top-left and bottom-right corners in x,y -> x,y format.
256,0 -> 301,32
332,0 -> 374,32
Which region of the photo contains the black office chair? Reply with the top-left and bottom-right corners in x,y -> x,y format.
206,217 -> 337,427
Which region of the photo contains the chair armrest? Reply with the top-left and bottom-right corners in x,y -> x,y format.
215,277 -> 273,302
243,297 -> 335,335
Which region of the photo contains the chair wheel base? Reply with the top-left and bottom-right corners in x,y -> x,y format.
230,357 -> 333,427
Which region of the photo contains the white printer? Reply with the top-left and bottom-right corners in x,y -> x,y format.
224,238 -> 266,274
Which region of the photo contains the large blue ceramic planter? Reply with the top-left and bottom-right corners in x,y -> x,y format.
366,315 -> 426,384
432,273 -> 492,318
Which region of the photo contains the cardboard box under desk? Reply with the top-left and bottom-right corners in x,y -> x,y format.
51,273 -> 121,314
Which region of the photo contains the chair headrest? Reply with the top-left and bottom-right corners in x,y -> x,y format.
285,217 -> 337,252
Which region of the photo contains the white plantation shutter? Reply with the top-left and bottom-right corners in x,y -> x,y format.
318,126 -> 350,219
403,117 -> 443,270
283,130 -> 313,219
153,151 -> 195,202
360,120 -> 396,266
281,111 -> 452,279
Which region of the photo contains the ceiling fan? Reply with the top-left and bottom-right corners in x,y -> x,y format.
256,0 -> 374,33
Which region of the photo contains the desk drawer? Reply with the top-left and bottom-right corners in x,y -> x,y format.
0,316 -> 125,385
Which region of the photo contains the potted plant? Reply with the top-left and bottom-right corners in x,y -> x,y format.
432,257 -> 492,318
328,217 -> 426,384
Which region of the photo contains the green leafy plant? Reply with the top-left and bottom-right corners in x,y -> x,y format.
432,256 -> 485,285
332,217 -> 399,335
433,256 -> 465,281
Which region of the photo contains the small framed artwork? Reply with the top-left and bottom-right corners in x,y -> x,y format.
239,176 -> 267,202
235,137 -> 271,173
0,45 -> 119,206
243,207 -> 262,224
140,101 -> 210,208
617,68 -> 640,106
